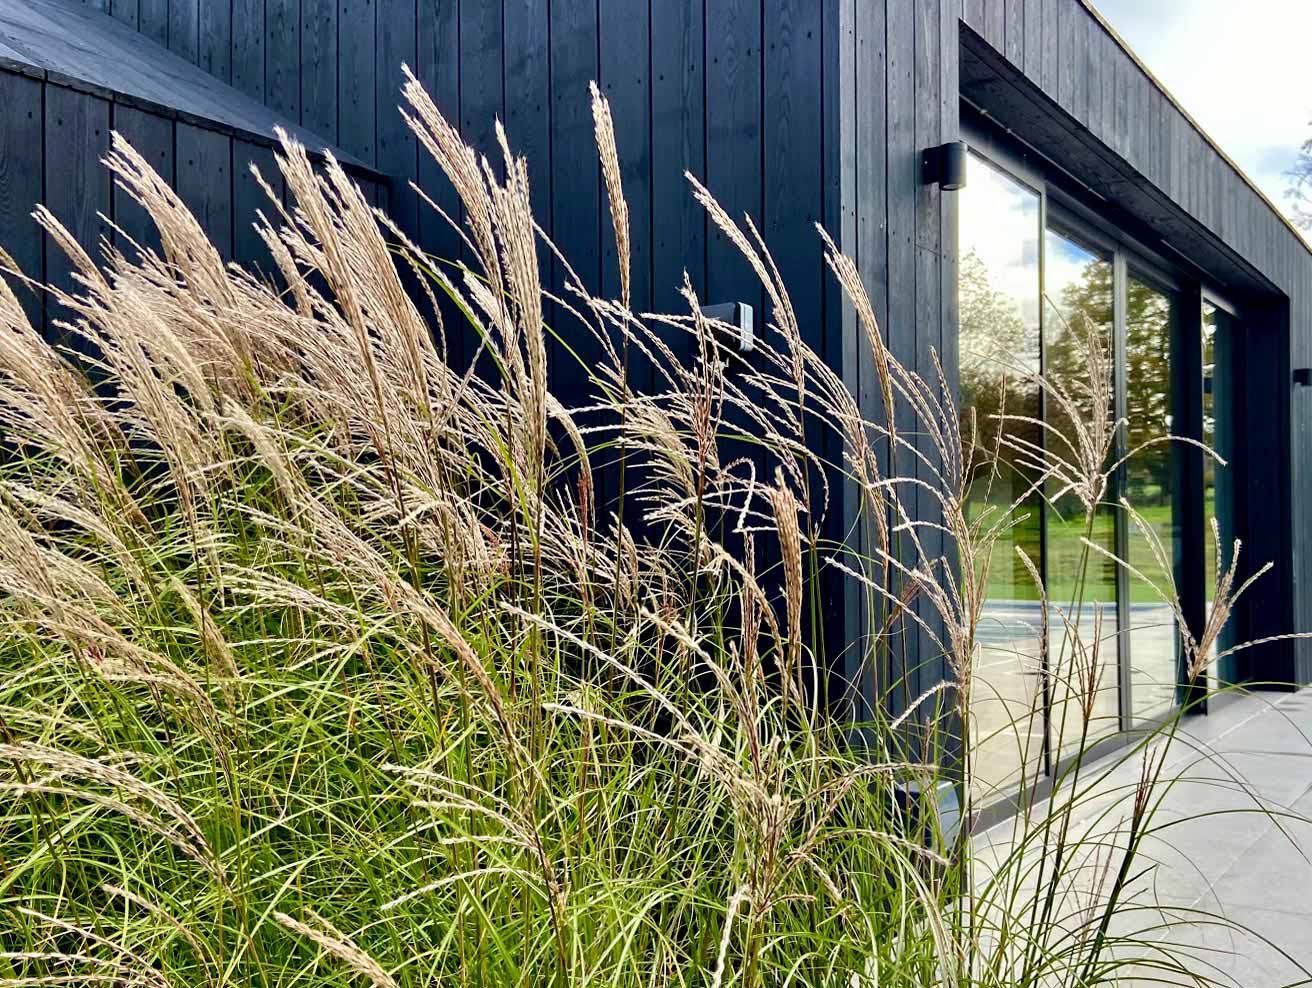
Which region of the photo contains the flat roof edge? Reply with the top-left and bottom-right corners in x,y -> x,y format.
1081,0 -> 1312,258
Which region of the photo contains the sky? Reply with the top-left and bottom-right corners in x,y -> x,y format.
1092,0 -> 1312,225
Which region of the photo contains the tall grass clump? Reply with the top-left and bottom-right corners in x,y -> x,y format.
0,72 -> 1301,986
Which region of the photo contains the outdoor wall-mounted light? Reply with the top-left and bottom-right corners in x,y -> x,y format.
1295,368 -> 1312,387
700,302 -> 756,374
921,141 -> 969,191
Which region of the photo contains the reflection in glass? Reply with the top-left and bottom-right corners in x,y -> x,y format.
1202,303 -> 1236,683
1043,228 -> 1120,752
1126,276 -> 1181,721
960,153 -> 1044,799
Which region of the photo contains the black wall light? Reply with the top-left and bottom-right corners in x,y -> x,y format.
1294,368 -> 1312,387
922,141 -> 969,191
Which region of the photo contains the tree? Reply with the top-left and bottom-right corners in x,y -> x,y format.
1286,130 -> 1312,230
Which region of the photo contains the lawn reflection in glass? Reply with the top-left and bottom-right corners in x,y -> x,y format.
959,153 -> 1045,801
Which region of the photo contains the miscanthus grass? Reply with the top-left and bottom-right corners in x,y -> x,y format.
0,71 -> 1303,987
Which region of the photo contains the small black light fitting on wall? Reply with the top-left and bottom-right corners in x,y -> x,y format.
699,302 -> 756,375
1294,367 -> 1312,387
922,141 -> 968,191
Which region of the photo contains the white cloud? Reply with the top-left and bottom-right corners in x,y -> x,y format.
1093,0 -> 1312,224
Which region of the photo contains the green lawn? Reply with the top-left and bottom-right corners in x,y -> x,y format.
978,500 -> 1183,605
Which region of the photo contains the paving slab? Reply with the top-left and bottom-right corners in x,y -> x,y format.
978,688 -> 1312,986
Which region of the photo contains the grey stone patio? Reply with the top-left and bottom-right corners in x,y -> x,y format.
977,688 -> 1312,986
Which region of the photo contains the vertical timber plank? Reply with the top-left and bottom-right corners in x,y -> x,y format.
0,72 -> 44,328
766,0 -> 822,579
170,0 -> 200,64
111,0 -> 140,29
233,139 -> 282,273
913,0 -> 944,712
232,0 -> 267,102
459,0 -> 504,167
599,0 -> 652,381
650,0 -> 705,346
176,122 -> 234,260
339,0 -> 377,165
112,104 -> 173,259
940,0 -> 963,771
705,0 -> 763,315
765,0 -> 824,697
1022,0 -> 1041,82
764,0 -> 822,350
139,0 -> 168,45
376,0 -> 418,237
1097,21 -> 1115,145
416,0 -> 462,356
549,0 -> 601,381
886,0 -> 918,713
1039,0 -> 1058,95
1057,0 -> 1075,113
853,2 -> 887,507
504,0 -> 551,243
983,0 -> 1004,49
43,86 -> 112,341
302,0 -> 338,141
940,0 -> 960,405
1077,5 -> 1096,128
200,0 -> 232,82
1004,0 -> 1023,66
961,0 -> 984,35
267,0 -> 301,121
819,0 -> 848,703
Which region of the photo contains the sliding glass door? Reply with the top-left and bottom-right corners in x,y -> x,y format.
1202,301 -> 1238,684
1042,225 -> 1121,755
1124,275 -> 1183,722
959,155 -> 1044,797
958,142 -> 1231,804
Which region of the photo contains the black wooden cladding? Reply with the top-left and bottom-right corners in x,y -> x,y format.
74,0 -> 826,329
3,0 -> 377,173
0,71 -> 43,328
0,0 -> 387,352
34,0 -> 1312,691
57,0 -> 968,709
0,70 -> 383,342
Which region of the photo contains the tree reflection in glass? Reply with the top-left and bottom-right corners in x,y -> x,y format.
1202,302 -> 1235,685
959,154 -> 1044,800
1043,229 -> 1120,752
1126,277 -> 1181,721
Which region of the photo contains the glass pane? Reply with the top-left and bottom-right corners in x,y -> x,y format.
1202,303 -> 1236,684
959,153 -> 1045,800
1043,228 -> 1120,752
1126,276 -> 1181,721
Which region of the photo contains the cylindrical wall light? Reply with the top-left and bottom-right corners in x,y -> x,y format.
921,141 -> 969,191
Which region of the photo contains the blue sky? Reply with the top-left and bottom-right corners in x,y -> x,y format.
1093,0 -> 1312,224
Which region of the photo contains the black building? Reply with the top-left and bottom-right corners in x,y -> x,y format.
2,0 -> 1309,802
